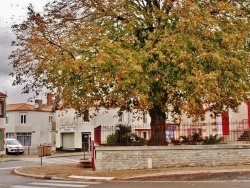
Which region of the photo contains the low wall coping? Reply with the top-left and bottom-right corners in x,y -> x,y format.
95,144 -> 250,151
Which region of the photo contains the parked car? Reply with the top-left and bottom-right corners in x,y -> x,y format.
5,138 -> 24,155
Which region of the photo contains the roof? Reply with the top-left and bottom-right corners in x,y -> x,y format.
0,92 -> 7,97
7,103 -> 52,112
0,92 -> 7,102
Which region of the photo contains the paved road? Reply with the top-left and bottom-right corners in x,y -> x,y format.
19,155 -> 80,165
7,179 -> 250,188
10,180 -> 102,188
0,155 -> 83,187
130,171 -> 250,182
2,154 -> 250,188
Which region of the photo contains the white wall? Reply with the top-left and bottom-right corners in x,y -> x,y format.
5,111 -> 53,147
229,103 -> 248,123
181,102 -> 249,124
55,107 -> 152,150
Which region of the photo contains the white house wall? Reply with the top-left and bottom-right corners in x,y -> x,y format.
229,103 -> 248,123
181,102 -> 249,124
55,108 -> 152,151
180,102 -> 250,139
5,111 -> 53,148
55,109 -> 94,151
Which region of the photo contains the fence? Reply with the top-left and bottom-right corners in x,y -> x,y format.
94,120 -> 250,146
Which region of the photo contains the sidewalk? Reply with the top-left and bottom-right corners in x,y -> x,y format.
0,150 -> 88,162
3,151 -> 250,181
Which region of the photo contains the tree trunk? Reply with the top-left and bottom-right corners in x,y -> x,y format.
149,105 -> 168,145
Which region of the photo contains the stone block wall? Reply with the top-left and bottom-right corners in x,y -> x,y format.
95,145 -> 250,171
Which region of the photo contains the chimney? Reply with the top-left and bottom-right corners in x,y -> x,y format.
35,99 -> 43,107
47,93 -> 53,106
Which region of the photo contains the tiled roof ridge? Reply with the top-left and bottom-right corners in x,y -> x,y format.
7,103 -> 52,112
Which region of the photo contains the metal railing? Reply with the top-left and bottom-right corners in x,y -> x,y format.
94,121 -> 250,146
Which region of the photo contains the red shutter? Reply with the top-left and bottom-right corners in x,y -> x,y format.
222,111 -> 229,135
248,102 -> 250,129
94,125 -> 101,145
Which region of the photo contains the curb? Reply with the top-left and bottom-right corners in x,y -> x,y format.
14,168 -> 115,181
14,168 -> 250,181
14,168 -> 66,180
69,175 -> 115,181
127,168 -> 250,180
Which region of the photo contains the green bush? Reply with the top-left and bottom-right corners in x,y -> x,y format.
203,134 -> 224,145
107,134 -> 116,146
106,124 -> 144,146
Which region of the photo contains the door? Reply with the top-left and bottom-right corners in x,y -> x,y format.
62,133 -> 74,148
222,111 -> 229,135
247,102 -> 250,129
82,132 -> 91,152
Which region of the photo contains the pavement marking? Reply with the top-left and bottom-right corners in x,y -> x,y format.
12,186 -> 53,188
45,180 -> 101,184
20,158 -> 79,164
11,180 -> 101,188
0,166 -> 23,170
29,182 -> 89,187
69,175 -> 115,180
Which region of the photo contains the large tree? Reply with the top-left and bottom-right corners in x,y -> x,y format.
9,0 -> 250,145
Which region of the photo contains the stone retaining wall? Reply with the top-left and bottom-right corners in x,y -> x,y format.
95,145 -> 250,171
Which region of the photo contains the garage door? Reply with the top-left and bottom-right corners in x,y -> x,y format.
62,133 -> 74,148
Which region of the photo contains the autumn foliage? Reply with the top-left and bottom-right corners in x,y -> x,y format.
9,0 -> 250,144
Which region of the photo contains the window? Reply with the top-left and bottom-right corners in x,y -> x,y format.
0,101 -> 5,118
118,112 -> 123,122
6,113 -> 8,124
83,110 -> 90,122
49,115 -> 53,124
0,102 -> 2,117
17,133 -> 31,146
6,133 -> 15,138
142,131 -> 147,140
20,113 -> 27,124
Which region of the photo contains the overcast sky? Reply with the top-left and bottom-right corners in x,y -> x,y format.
0,1 -> 52,104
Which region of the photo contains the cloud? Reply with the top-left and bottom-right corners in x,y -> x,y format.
0,27 -> 13,73
0,26 -> 33,104
0,1 -> 54,104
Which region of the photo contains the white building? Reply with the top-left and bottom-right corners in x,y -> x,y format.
179,102 -> 250,142
55,107 -> 152,151
5,94 -> 55,151
0,92 -> 7,156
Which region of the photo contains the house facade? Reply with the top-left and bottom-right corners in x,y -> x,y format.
5,94 -> 55,151
179,102 -> 250,142
55,107 -> 152,151
0,92 -> 7,155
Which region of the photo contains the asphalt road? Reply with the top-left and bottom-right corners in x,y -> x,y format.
130,171 -> 250,181
1,155 -> 250,188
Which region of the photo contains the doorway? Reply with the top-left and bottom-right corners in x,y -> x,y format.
82,132 -> 91,152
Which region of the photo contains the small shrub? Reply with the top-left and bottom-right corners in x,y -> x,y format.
106,124 -> 144,146
179,133 -> 203,145
171,138 -> 181,145
107,134 -> 116,146
203,134 -> 224,145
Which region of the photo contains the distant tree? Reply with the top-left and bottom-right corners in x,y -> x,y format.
9,0 -> 250,145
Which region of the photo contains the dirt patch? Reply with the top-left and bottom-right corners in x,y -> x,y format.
16,163 -> 250,181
